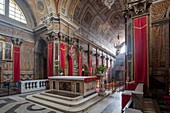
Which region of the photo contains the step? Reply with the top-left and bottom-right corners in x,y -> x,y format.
33,93 -> 98,107
40,92 -> 83,101
26,93 -> 109,113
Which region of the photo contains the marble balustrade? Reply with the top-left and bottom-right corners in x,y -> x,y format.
21,79 -> 48,93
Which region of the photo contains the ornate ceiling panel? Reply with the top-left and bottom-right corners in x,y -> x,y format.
71,0 -> 125,50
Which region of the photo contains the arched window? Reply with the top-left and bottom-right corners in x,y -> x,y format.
0,0 -> 5,15
0,0 -> 27,24
9,0 -> 27,23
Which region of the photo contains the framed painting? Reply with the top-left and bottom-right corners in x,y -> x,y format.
4,43 -> 12,60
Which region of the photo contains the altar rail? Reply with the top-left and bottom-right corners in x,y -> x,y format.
21,79 -> 49,93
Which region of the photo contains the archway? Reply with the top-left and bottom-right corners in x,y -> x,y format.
35,39 -> 47,79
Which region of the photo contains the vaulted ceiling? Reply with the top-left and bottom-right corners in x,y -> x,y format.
25,0 -> 126,52
72,0 -> 125,49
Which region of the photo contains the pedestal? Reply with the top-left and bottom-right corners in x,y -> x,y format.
98,74 -> 106,96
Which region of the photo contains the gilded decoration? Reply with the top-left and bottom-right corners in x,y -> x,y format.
151,0 -> 170,22
68,0 -> 79,17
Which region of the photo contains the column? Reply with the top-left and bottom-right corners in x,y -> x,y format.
11,38 -> 22,82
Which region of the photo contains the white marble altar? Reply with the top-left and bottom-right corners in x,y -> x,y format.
48,76 -> 98,97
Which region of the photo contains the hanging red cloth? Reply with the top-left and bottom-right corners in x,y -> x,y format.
60,43 -> 66,69
13,46 -> 20,82
134,16 -> 148,83
78,51 -> 82,76
69,45 -> 74,76
89,54 -> 92,76
48,42 -> 53,76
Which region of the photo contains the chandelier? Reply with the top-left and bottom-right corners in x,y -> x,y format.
102,0 -> 115,9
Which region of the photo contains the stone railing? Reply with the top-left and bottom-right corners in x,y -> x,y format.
21,79 -> 49,93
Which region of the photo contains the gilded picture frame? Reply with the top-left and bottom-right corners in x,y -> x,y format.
4,43 -> 13,60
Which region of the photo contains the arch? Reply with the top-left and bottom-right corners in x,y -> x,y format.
14,0 -> 36,28
35,38 -> 48,79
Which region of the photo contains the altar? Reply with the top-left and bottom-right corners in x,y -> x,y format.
48,76 -> 98,97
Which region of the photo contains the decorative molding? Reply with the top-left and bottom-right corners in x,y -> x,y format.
78,46 -> 83,51
126,0 -> 152,15
11,38 -> 23,46
46,31 -> 59,41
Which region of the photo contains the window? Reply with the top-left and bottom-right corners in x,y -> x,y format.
0,0 -> 5,15
9,0 -> 27,23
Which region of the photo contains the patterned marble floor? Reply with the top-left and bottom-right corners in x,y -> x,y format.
0,90 -> 122,113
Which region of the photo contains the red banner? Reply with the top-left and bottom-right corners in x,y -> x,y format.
134,16 -> 147,83
60,43 -> 66,69
48,42 -> 53,76
78,51 -> 82,76
69,45 -> 74,76
89,54 -> 92,76
13,46 -> 20,82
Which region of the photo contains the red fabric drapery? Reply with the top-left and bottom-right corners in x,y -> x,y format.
134,16 -> 148,83
78,51 -> 82,76
48,42 -> 53,76
122,94 -> 131,110
89,54 -> 92,76
69,45 -> 74,76
13,46 -> 20,82
60,43 -> 66,69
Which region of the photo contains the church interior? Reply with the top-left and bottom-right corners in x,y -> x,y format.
0,0 -> 169,113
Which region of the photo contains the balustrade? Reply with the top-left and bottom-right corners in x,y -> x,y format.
21,79 -> 48,93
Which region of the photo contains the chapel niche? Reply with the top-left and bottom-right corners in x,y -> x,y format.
35,39 -> 47,79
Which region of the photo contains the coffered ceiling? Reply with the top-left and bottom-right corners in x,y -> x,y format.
71,0 -> 125,49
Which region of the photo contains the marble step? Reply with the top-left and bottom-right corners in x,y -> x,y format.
40,92 -> 83,101
32,93 -> 98,107
26,93 -> 109,113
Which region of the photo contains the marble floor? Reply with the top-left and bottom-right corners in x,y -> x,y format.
0,90 -> 121,113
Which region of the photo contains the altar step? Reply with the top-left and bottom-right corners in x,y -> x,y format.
40,92 -> 83,101
26,92 -> 110,113
32,92 -> 98,107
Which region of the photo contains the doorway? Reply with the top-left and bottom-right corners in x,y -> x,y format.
35,39 -> 47,79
